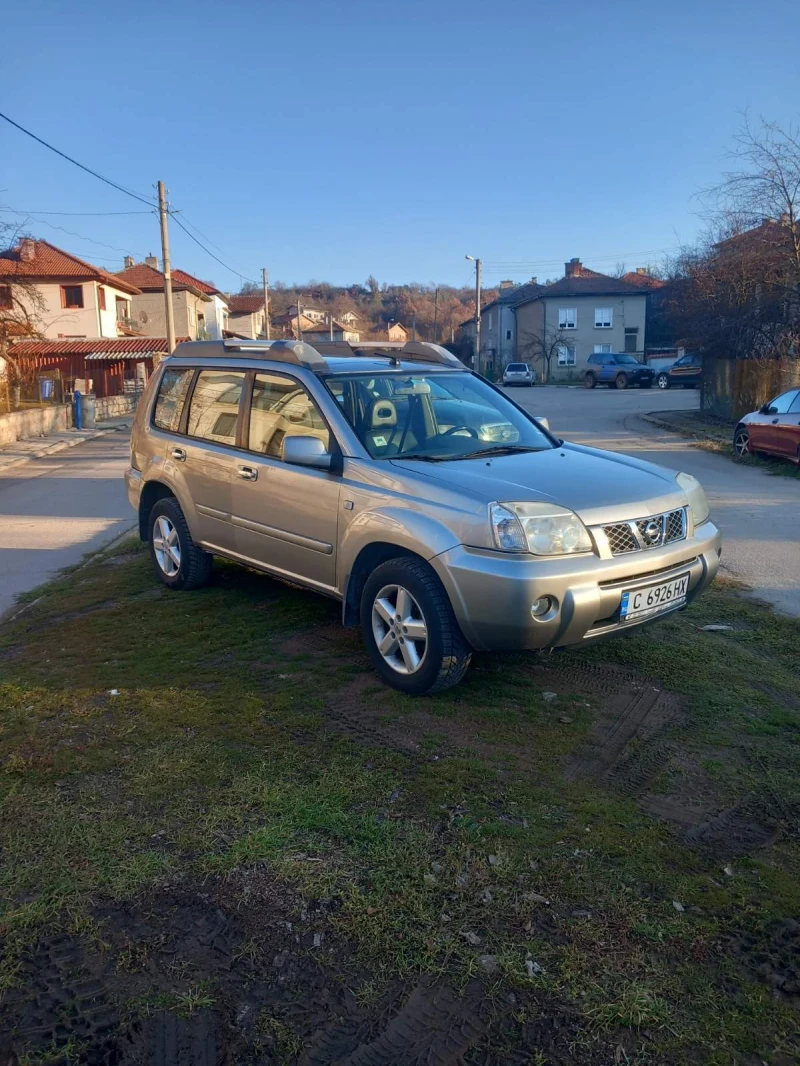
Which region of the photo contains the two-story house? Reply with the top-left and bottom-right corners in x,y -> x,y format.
227,294 -> 268,339
0,239 -> 141,340
303,318 -> 361,344
513,259 -> 648,381
115,258 -> 224,341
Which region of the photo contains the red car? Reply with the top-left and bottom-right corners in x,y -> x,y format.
733,387 -> 800,463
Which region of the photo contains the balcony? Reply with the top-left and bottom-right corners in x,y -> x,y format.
116,316 -> 143,336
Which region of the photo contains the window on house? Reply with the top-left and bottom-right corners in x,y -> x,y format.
0,286 -> 12,310
594,307 -> 612,328
556,343 -> 576,366
593,344 -> 612,354
61,285 -> 84,309
487,310 -> 494,329
506,329 -> 512,341
558,308 -> 576,329
98,286 -> 106,311
624,327 -> 639,353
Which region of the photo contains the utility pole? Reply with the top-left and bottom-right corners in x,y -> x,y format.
466,255 -> 481,373
433,287 -> 439,342
329,312 -> 333,340
296,298 -> 303,341
158,181 -> 176,353
262,268 -> 271,339
412,311 -> 417,341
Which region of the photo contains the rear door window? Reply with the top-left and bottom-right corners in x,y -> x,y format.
152,367 -> 193,432
186,370 -> 246,445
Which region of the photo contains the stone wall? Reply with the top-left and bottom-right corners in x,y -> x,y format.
0,404 -> 72,445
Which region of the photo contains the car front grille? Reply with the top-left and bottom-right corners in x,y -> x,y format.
602,508 -> 687,555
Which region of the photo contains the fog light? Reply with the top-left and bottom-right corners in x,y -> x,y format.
531,596 -> 555,619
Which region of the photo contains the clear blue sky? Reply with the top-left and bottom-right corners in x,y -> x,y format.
2,0 -> 798,291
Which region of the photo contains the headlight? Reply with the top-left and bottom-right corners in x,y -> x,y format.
490,502 -> 593,556
676,472 -> 710,525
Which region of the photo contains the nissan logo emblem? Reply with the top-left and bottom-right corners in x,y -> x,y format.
643,519 -> 662,545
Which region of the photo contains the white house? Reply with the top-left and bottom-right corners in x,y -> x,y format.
0,239 -> 141,340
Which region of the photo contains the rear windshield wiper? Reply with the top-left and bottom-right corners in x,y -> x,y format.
455,445 -> 546,459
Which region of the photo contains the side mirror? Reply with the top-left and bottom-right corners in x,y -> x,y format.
283,435 -> 333,470
759,404 -> 775,415
534,416 -> 550,432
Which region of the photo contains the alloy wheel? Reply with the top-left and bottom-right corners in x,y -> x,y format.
657,374 -> 669,389
371,584 -> 428,675
734,429 -> 750,457
153,515 -> 181,577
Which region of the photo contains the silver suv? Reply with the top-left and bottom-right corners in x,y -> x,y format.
126,339 -> 721,695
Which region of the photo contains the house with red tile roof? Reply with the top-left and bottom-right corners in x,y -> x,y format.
115,257 -> 230,341
227,293 -> 268,339
0,238 -> 141,341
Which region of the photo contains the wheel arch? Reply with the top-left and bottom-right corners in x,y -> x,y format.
342,541 -> 427,627
138,480 -> 177,540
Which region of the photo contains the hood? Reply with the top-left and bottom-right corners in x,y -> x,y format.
391,443 -> 686,525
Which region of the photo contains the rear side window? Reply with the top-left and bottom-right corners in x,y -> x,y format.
187,370 -> 246,445
153,368 -> 193,432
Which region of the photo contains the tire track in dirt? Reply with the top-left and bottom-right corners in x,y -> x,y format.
301,983 -> 487,1066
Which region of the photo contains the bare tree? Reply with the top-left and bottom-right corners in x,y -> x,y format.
517,324 -> 572,382
666,116 -> 800,362
0,221 -> 46,399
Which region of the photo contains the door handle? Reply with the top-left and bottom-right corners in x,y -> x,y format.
171,447 -> 186,461
237,466 -> 258,481
772,418 -> 779,424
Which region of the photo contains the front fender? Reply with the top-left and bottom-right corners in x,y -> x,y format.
338,505 -> 461,596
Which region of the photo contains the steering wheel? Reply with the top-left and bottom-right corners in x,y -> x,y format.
442,425 -> 479,438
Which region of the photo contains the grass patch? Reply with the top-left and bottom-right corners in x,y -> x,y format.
1,541 -> 799,1063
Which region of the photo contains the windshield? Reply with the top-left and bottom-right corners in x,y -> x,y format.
615,354 -> 642,365
326,372 -> 554,460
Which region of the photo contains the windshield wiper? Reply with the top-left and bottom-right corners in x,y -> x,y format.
454,445 -> 546,460
395,452 -> 450,462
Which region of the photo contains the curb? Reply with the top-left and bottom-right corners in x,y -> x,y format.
0,422 -> 129,473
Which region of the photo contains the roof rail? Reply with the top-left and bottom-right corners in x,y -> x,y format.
170,338 -> 328,371
168,338 -> 465,372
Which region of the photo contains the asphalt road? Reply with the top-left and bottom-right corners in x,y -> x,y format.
0,434 -> 135,618
504,384 -> 800,618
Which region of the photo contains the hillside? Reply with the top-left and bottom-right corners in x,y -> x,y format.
240,279 -> 500,342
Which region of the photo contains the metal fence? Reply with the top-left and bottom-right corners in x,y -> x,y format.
702,356 -> 800,420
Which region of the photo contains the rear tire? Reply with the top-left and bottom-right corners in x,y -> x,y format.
360,557 -> 472,695
583,373 -> 597,389
657,373 -> 670,389
148,497 -> 213,591
615,373 -> 628,390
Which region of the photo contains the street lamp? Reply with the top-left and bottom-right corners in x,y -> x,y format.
465,255 -> 482,373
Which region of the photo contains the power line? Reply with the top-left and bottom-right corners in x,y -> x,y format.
2,208 -> 153,217
168,210 -> 256,285
1,207 -> 149,258
0,110 -> 156,207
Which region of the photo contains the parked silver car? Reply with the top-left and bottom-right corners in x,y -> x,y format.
503,362 -> 535,387
126,340 -> 721,695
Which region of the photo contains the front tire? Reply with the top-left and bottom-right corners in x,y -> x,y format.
733,426 -> 751,458
148,497 -> 213,591
657,373 -> 670,390
360,558 -> 472,695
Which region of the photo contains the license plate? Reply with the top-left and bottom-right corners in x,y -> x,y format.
620,573 -> 690,622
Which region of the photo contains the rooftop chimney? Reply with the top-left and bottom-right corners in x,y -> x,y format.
19,239 -> 36,261
145,255 -> 159,271
635,266 -> 649,276
123,255 -> 135,269
499,279 -> 515,289
564,258 -> 582,278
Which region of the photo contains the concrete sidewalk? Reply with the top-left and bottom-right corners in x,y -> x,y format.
0,418 -> 132,473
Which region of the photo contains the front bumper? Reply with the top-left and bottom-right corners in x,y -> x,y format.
432,520 -> 721,651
